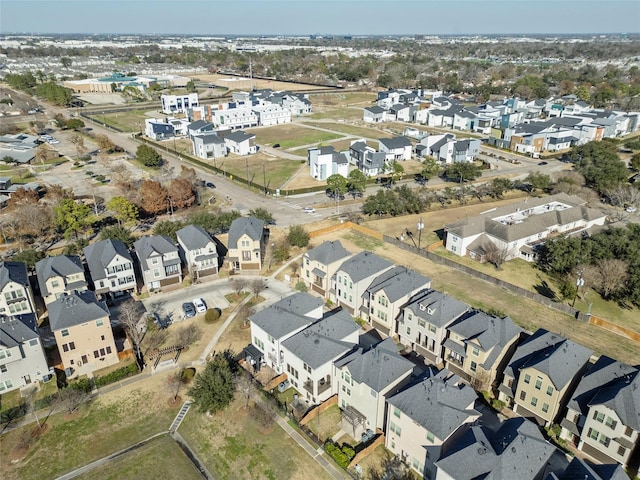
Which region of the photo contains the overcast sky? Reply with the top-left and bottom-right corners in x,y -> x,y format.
2,0 -> 639,36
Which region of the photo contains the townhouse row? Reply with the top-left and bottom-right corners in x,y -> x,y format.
0,216 -> 269,388
247,240 -> 639,478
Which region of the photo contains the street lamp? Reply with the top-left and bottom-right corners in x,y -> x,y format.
572,271 -> 584,307
167,197 -> 174,217
417,217 -> 424,249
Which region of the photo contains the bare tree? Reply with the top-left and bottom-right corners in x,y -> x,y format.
236,304 -> 255,329
484,242 -> 512,270
229,277 -> 247,296
145,329 -> 168,354
235,369 -> 255,408
117,300 -> 145,366
69,133 -> 86,158
58,386 -> 90,414
167,366 -> 186,401
596,258 -> 629,299
250,278 -> 267,297
177,324 -> 202,348
251,401 -> 275,431
289,261 -> 300,281
23,385 -> 42,428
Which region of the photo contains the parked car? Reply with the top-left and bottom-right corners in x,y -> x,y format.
182,302 -> 196,318
538,161 -> 548,166
278,379 -> 291,392
192,298 -> 207,314
147,312 -> 166,329
272,143 -> 281,148
205,182 -> 215,189
626,206 -> 637,213
303,207 -> 315,213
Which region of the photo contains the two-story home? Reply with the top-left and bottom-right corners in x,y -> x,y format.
301,240 -> 352,297
222,130 -> 257,156
176,224 -> 220,281
187,119 -> 214,139
397,290 -> 470,365
161,93 -> 198,115
349,141 -> 386,177
133,235 -> 183,290
386,369 -> 480,480
363,106 -> 387,123
334,337 -> 415,436
49,291 -> 118,378
332,251 -> 394,315
379,137 -> 412,161
281,308 -> 359,404
227,216 -> 267,273
443,311 -> 523,390
435,417 -> 558,480
83,239 -> 137,298
249,293 -> 324,376
35,255 -> 88,305
308,146 -> 349,181
192,132 -> 227,160
559,356 -> 639,469
0,261 -> 36,317
0,313 -> 51,393
360,266 -> 432,337
547,457 -> 629,480
498,329 -> 593,427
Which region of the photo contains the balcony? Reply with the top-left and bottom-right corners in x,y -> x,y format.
268,352 -> 278,364
303,377 -> 331,395
446,355 -> 463,366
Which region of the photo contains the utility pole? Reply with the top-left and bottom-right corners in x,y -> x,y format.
263,161 -> 267,195
246,157 -> 250,188
417,217 -> 424,249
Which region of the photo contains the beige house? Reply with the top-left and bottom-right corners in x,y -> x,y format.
35,255 -> 88,306
0,261 -> 36,317
498,329 -> 592,427
443,311 -> 523,390
49,291 -> 118,378
301,240 -> 352,297
227,217 -> 267,273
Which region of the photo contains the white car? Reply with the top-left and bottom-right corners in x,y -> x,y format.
192,298 -> 207,314
626,206 -> 637,214
303,207 -> 315,213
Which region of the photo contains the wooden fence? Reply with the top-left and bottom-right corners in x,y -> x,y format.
300,394 -> 338,426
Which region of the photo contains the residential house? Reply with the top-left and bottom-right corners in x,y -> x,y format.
192,132 -> 227,160
133,235 -> 182,290
443,193 -> 607,263
0,133 -> 37,164
144,118 -> 175,140
35,255 -> 88,305
498,329 -> 593,427
161,93 -> 199,114
349,141 -> 386,177
452,139 -> 481,163
546,457 -> 629,480
280,93 -> 312,115
377,90 -> 402,109
281,308 -> 359,404
0,261 -> 36,317
49,291 -> 118,377
250,293 -> 324,374
0,313 -> 51,393
222,130 -> 257,155
210,108 -> 259,130
363,106 -> 387,123
176,224 -> 220,280
360,266 -> 432,337
379,137 -> 412,161
308,146 -> 349,181
334,338 -> 415,435
559,356 -> 640,469
301,240 -> 352,297
398,290 -> 470,364
386,369 -> 480,479
227,216 -> 267,272
331,251 -> 394,315
83,239 -> 137,297
435,418 -> 558,480
389,104 -> 413,122
443,311 -> 523,390
252,103 -> 291,126
187,119 -> 214,138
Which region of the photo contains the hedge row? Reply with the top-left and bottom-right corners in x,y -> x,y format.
324,441 -> 355,468
94,363 -> 139,388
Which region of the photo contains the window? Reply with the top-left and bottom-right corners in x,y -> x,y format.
94,350 -> 100,358
426,431 -> 434,442
29,339 -> 38,346
531,397 -> 538,407
546,386 -> 553,396
106,346 -> 112,354
393,407 -> 401,418
267,335 -> 274,343
625,426 -> 633,437
418,319 -> 425,328
370,388 -> 376,398
605,417 -> 618,429
303,363 -> 311,374
429,324 -> 436,333
470,361 -> 477,372
406,327 -> 411,335
51,280 -> 59,288
618,445 -> 626,456
471,346 -> 479,356
253,337 -> 264,350
535,377 -> 542,390
588,428 -> 599,441
96,319 -> 104,327
542,403 -> 549,413
61,329 -> 69,337
407,313 -> 413,322
0,365 -> 6,373
344,372 -> 351,385
524,374 -> 531,384
594,411 -> 605,423
62,343 -> 69,352
599,434 -> 610,448
519,391 -> 526,401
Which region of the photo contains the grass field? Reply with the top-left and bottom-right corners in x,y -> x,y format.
218,154 -> 305,189
74,435 -> 201,480
179,396 -> 333,480
308,92 -> 376,106
94,110 -> 152,133
307,107 -> 365,121
302,121 -> 390,140
304,404 -> 344,442
250,125 -> 343,149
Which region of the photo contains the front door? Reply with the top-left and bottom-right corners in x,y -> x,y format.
23,374 -> 31,384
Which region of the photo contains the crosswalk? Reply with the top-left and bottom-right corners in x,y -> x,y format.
169,400 -> 192,433
275,200 -> 323,217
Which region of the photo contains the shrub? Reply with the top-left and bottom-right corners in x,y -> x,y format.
181,367 -> 196,383
354,317 -> 366,327
324,441 -> 355,469
94,363 -> 138,388
205,308 -> 221,324
295,281 -> 308,292
69,377 -> 92,393
491,399 -> 506,411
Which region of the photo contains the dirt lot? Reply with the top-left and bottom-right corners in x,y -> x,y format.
191,73 -> 331,93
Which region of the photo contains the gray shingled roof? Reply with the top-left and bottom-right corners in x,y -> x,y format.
0,261 -> 29,290
281,309 -> 358,369
337,251 -> 393,284
177,224 -> 215,251
379,136 -> 412,150
365,106 -> 385,114
83,239 -> 133,282
187,120 -> 211,130
228,216 -> 264,248
194,132 -> 224,145
305,240 -> 351,266
250,293 -> 323,339
449,311 -> 523,369
0,313 -> 38,348
35,255 -> 85,298
364,266 -> 431,303
589,369 -> 640,431
225,130 -> 255,143
552,457 -> 629,480
335,338 -> 414,392
48,290 -> 110,331
505,329 -> 593,391
435,418 -> 556,480
387,369 -> 479,440
404,290 -> 469,328
133,235 -> 178,272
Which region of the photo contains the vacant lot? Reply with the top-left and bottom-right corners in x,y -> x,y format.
179,396 -> 333,480
74,435 -> 201,480
191,73 -> 331,93
302,121 -> 390,140
309,92 -> 376,106
93,109 -> 152,133
219,154 -> 305,189
250,124 -> 342,149
307,107 -> 366,121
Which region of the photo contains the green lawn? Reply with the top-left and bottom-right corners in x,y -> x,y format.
219,154 -> 305,189
74,435 -> 201,480
90,110 -> 152,133
302,122 -> 390,140
0,383 -> 181,480
250,125 -> 343,149
307,107 -> 365,121
308,92 -> 376,106
179,397 -> 333,480
304,404 -> 343,442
